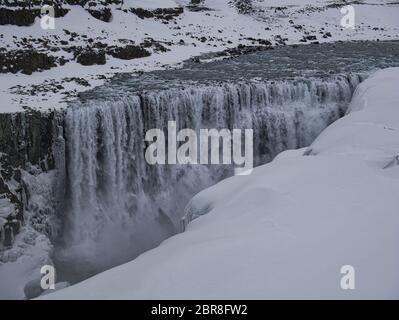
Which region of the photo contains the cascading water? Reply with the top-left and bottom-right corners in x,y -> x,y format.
54,74 -> 364,283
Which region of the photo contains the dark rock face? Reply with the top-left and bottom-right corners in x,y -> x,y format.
0,51 -> 57,75
305,35 -> 318,41
141,38 -> 169,53
0,8 -> 39,26
87,8 -> 112,22
0,1 -> 124,27
190,0 -> 205,4
186,5 -> 213,12
0,111 -> 59,248
130,7 -> 184,20
0,112 -> 56,168
64,0 -> 90,5
76,49 -> 106,65
246,37 -> 272,46
229,0 -> 253,14
0,6 -> 69,26
108,45 -> 151,60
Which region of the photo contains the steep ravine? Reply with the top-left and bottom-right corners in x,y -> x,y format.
0,73 -> 365,298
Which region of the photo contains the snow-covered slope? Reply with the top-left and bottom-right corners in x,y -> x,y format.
1,0 -> 399,112
42,67 -> 399,300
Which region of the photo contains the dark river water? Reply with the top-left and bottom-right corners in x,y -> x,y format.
80,40 -> 399,100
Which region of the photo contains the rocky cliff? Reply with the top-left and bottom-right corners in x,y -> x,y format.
0,110 -> 62,250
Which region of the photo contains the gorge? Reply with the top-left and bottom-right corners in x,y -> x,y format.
1,40 -> 399,299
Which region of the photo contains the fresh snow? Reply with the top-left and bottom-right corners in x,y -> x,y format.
41,67 -> 399,300
1,0 -> 399,112
123,0 -> 179,9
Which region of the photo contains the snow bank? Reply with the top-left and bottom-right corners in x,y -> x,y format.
308,67 -> 399,166
42,68 -> 399,299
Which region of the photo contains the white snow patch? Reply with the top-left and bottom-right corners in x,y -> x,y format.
123,0 -> 179,9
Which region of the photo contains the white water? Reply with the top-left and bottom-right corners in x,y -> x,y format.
54,74 -> 365,281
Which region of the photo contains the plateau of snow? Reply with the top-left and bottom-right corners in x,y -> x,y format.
42,67 -> 399,300
1,0 -> 399,112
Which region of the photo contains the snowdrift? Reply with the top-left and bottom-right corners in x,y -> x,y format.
42,67 -> 399,299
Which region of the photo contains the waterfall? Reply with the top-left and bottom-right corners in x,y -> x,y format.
55,73 -> 365,280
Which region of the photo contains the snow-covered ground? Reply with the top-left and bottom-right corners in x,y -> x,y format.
41,67 -> 399,300
123,0 -> 179,9
0,0 -> 399,112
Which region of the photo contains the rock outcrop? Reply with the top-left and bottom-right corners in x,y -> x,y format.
0,50 -> 58,75
0,111 -> 60,249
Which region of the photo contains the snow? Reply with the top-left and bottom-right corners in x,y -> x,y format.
0,226 -> 53,300
1,0 -> 399,112
0,198 -> 15,221
41,67 -> 399,299
308,68 -> 399,166
123,0 -> 179,9
0,169 -> 57,300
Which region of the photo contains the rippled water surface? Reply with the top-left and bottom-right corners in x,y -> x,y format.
80,40 -> 399,101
